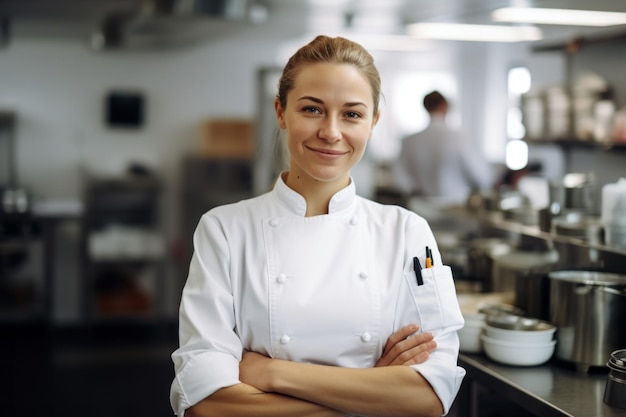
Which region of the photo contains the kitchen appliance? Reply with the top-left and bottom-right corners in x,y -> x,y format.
604,349 -> 626,410
1,111 -> 32,219
548,271 -> 626,372
601,178 -> 626,250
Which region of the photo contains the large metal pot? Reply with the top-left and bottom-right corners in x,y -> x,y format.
491,249 -> 558,292
549,271 -> 626,372
491,249 -> 558,320
549,172 -> 598,215
466,238 -> 514,290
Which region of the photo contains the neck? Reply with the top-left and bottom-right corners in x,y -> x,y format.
430,110 -> 446,119
284,171 -> 350,216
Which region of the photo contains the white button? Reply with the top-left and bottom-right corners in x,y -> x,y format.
269,218 -> 280,227
350,217 -> 359,226
280,335 -> 290,344
277,273 -> 287,284
360,332 -> 371,342
358,272 -> 368,280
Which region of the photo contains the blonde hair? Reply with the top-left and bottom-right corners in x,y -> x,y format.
277,35 -> 381,116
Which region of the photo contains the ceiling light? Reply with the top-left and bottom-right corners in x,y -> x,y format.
406,23 -> 542,42
492,7 -> 626,27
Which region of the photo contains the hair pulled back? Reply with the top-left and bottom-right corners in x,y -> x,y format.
277,35 -> 381,116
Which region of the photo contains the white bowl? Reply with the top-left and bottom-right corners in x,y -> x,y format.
481,335 -> 556,366
458,321 -> 484,353
463,312 -> 486,325
483,323 -> 556,344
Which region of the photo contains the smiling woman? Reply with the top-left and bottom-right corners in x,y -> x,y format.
274,62 -> 379,212
170,35 -> 466,417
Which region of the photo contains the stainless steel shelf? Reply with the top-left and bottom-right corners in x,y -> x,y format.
449,206 -> 626,257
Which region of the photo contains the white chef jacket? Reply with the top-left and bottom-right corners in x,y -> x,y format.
170,174 -> 466,416
394,115 -> 494,205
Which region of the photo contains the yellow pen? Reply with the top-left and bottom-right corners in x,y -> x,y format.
425,246 -> 433,268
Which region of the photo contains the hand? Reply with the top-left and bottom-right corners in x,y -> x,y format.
239,350 -> 275,392
375,324 -> 436,367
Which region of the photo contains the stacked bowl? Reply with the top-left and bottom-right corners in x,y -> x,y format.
481,314 -> 557,366
458,312 -> 486,353
456,301 -> 524,354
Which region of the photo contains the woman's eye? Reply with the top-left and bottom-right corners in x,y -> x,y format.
303,106 -> 321,114
345,111 -> 362,119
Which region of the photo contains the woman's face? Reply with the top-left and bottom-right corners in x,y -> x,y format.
275,62 -> 380,188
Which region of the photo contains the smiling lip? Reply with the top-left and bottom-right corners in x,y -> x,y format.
308,146 -> 347,156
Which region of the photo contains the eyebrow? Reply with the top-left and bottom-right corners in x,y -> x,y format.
297,96 -> 369,109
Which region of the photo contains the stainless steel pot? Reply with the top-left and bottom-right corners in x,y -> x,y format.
549,172 -> 598,215
552,211 -> 603,244
549,271 -> 626,372
466,238 -> 514,290
604,349 -> 626,410
490,249 -> 558,320
491,249 -> 558,292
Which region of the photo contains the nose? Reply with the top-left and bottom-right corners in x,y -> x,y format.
318,117 -> 341,142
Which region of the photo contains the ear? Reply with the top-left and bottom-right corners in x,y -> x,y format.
274,97 -> 286,129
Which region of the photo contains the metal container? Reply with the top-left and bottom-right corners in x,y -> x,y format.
503,205 -> 540,226
491,249 -> 558,303
549,172 -> 598,216
604,349 -> 626,410
552,212 -> 603,244
466,238 -> 513,289
549,271 -> 626,372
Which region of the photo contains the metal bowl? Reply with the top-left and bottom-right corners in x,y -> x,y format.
486,314 -> 555,332
478,303 -> 525,318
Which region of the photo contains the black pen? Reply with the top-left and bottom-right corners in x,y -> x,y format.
413,256 -> 424,286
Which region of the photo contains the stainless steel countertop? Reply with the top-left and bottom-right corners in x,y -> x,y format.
459,353 -> 626,417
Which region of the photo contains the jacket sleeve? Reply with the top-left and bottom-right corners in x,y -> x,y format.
170,213 -> 242,416
395,214 -> 466,416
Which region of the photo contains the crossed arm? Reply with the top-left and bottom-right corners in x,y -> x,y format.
185,324 -> 443,417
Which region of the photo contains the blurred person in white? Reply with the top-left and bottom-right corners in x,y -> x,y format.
394,91 -> 494,206
170,35 -> 465,417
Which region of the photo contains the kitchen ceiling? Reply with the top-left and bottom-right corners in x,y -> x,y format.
1,0 -> 626,49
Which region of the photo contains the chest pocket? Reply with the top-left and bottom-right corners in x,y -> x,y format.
403,265 -> 464,332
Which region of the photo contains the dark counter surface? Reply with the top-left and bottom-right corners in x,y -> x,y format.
458,353 -> 626,417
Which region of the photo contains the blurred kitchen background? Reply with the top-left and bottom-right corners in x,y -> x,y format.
1,1 -> 626,416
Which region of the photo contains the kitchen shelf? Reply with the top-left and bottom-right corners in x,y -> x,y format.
81,176 -> 166,322
446,206 -> 626,275
523,138 -> 626,153
473,209 -> 626,256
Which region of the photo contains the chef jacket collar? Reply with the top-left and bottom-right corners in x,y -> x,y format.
273,172 -> 357,216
